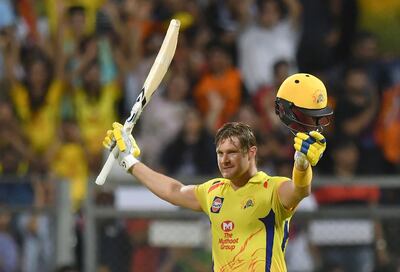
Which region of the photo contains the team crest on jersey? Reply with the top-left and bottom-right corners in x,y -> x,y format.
242,198 -> 255,209
211,196 -> 224,213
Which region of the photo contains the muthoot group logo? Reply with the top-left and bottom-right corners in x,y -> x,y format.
221,220 -> 234,232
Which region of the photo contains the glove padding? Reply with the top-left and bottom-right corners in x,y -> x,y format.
294,131 -> 326,167
102,122 -> 141,171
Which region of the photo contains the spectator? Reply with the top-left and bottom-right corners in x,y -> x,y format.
127,219 -> 162,272
0,143 -> 32,206
2,21 -> 66,174
296,0 -> 358,73
137,73 -> 190,168
160,108 -> 217,176
72,54 -> 122,172
332,65 -> 385,174
252,59 -> 290,133
0,143 -> 53,272
98,219 -> 132,272
17,212 -> 52,272
46,1 -> 102,44
0,211 -> 18,272
358,0 -> 400,55
238,0 -> 301,94
194,41 -> 242,131
348,31 -> 392,93
239,59 -> 294,173
0,99 -> 29,162
313,139 -> 380,272
0,0 -> 16,79
375,84 -> 400,172
204,0 -> 254,64
374,84 -> 400,271
50,118 -> 89,211
233,103 -> 292,174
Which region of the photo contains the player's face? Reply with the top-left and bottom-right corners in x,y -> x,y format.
216,137 -> 250,180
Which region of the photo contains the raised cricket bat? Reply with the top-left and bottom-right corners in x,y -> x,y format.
95,19 -> 181,185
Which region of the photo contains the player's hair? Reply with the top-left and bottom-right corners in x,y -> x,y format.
215,122 -> 257,152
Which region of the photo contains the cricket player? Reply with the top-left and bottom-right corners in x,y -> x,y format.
103,73 -> 333,271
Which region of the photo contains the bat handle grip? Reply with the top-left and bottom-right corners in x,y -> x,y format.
95,148 -> 117,185
95,123 -> 133,185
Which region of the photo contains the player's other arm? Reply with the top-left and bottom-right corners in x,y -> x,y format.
104,123 -> 202,211
129,163 -> 201,211
278,131 -> 326,210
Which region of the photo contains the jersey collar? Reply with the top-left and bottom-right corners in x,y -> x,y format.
248,171 -> 268,183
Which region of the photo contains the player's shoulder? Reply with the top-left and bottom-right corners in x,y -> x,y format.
266,175 -> 291,189
258,171 -> 290,186
267,176 -> 291,183
198,177 -> 229,193
203,178 -> 229,186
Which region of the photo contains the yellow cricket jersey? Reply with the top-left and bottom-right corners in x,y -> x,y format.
11,80 -> 64,153
195,171 -> 293,272
51,143 -> 88,211
45,0 -> 105,34
74,80 -> 121,156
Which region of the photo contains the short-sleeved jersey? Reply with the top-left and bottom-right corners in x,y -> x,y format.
51,143 -> 88,211
74,80 -> 121,156
11,80 -> 64,153
195,171 -> 294,272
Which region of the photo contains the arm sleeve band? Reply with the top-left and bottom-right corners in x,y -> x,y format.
292,164 -> 312,187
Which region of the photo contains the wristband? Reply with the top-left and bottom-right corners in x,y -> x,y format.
120,154 -> 139,171
292,162 -> 312,187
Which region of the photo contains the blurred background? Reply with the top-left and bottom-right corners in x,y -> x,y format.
0,0 -> 399,271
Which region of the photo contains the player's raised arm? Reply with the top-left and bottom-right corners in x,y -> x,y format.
278,131 -> 326,210
103,122 -> 202,211
274,73 -> 334,210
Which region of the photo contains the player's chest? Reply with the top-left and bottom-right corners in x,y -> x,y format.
208,188 -> 271,225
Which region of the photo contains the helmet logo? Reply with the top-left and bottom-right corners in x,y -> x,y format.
313,90 -> 325,104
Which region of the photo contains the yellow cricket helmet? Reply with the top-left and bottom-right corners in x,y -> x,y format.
275,73 -> 333,133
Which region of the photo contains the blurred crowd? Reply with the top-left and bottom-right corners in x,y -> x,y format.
0,0 -> 399,271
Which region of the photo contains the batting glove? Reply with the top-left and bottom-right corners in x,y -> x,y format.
103,122 -> 141,171
294,131 -> 326,167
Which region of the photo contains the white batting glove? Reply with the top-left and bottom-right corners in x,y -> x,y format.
103,122 -> 141,171
294,151 -> 309,170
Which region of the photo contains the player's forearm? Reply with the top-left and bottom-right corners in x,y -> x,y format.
129,163 -> 198,209
292,164 -> 312,199
278,163 -> 312,210
129,163 -> 183,201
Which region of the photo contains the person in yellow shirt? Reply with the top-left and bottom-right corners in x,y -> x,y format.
51,119 -> 89,211
102,74 -> 333,271
1,16 -> 67,173
45,0 -> 104,36
73,58 -> 122,172
8,58 -> 65,174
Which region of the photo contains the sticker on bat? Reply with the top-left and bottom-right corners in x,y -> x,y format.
126,88 -> 147,123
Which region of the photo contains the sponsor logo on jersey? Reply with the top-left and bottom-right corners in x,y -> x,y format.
211,196 -> 224,213
219,220 -> 239,250
221,220 -> 234,232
